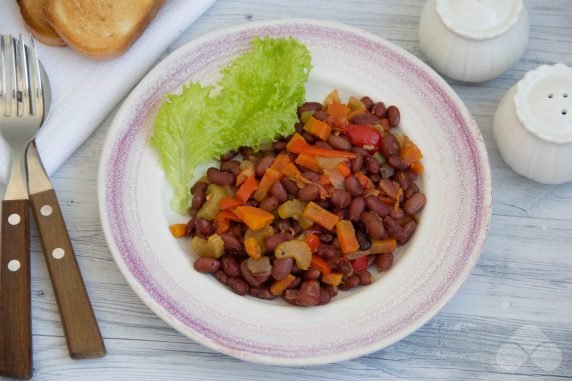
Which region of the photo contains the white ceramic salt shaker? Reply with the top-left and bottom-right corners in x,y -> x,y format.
493,64 -> 572,184
418,0 -> 529,83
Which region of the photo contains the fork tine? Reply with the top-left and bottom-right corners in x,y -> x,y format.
17,34 -> 30,116
28,36 -> 42,117
7,35 -> 17,118
1,35 -> 6,114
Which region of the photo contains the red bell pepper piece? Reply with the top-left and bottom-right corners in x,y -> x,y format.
344,125 -> 381,150
351,256 -> 368,273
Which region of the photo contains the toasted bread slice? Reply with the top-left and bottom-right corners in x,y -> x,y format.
44,0 -> 165,59
17,0 -> 66,46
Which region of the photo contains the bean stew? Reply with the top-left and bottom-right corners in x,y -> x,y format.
169,91 -> 426,306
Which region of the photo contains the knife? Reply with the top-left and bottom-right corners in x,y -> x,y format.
27,142 -> 106,359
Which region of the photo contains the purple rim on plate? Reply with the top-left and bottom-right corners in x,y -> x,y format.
98,19 -> 492,365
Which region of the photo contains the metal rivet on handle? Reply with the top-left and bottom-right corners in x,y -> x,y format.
8,213 -> 21,225
40,205 -> 53,216
7,260 -> 21,272
52,248 -> 65,259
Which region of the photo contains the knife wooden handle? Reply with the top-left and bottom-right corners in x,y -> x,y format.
0,199 -> 32,380
30,190 -> 106,359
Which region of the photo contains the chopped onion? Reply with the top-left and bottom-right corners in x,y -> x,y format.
246,256 -> 272,276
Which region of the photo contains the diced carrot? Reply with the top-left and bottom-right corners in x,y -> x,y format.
322,272 -> 343,286
286,133 -> 311,154
370,238 -> 397,254
400,141 -> 423,165
295,153 -> 321,172
311,255 -> 332,274
319,174 -> 331,186
323,89 -> 341,105
270,274 -> 296,296
305,146 -> 356,159
355,171 -> 375,189
336,220 -> 360,254
168,224 -> 187,238
281,162 -> 302,178
305,234 -> 321,253
327,102 -> 350,118
303,202 -> 339,231
303,117 -> 331,141
234,206 -> 274,231
336,161 -> 351,177
253,168 -> 282,201
270,153 -> 292,171
214,210 -> 241,234
220,197 -> 242,210
235,176 -> 258,204
410,161 -> 424,175
244,237 -> 262,259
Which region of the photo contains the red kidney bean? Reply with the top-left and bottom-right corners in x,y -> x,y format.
281,177 -> 299,196
255,155 -> 275,177
352,146 -> 369,155
265,232 -> 292,252
365,155 -> 380,175
394,171 -> 410,191
270,180 -> 288,203
304,267 -> 322,280
388,156 -> 409,170
376,253 -> 394,272
298,184 -> 320,202
381,133 -> 400,158
191,183 -> 207,211
314,141 -> 333,150
214,270 -> 229,285
370,174 -> 381,184
404,193 -> 426,215
349,196 -> 365,222
185,217 -> 196,237
259,195 -> 279,212
330,189 -> 352,208
319,233 -> 334,244
360,211 -> 385,240
360,96 -> 374,111
219,150 -> 237,161
245,200 -> 259,207
372,102 -> 387,118
400,220 -> 417,244
318,288 -> 333,305
380,118 -> 390,131
390,207 -> 405,220
272,257 -> 294,280
332,237 -> 340,249
227,277 -> 250,296
240,261 -> 268,287
297,101 -> 323,117
295,122 -> 304,134
345,175 -> 364,196
315,199 -> 332,210
365,196 -> 391,217
291,221 -> 303,235
193,257 -> 221,273
350,152 -> 363,173
302,171 -> 321,183
313,110 -> 328,121
350,112 -> 380,125
357,271 -> 373,285
317,243 -> 337,259
327,134 -> 352,151
302,132 -> 316,144
287,276 -> 302,289
383,217 -> 407,243
273,140 -> 288,152
207,168 -> 235,186
219,233 -> 242,253
330,256 -> 353,276
220,255 -> 241,278
339,275 -> 360,290
249,286 -> 276,300
220,160 -> 241,177
368,254 -> 377,268
387,105 -> 400,127
195,218 -> 215,237
356,228 -> 372,251
296,280 -> 321,306
191,180 -> 208,194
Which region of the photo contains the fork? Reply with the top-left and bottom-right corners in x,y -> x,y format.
0,34 -> 43,380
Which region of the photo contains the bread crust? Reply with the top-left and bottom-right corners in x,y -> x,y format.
17,0 -> 66,47
44,0 -> 165,59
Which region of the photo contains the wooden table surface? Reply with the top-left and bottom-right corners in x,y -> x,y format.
1,0 -> 571,380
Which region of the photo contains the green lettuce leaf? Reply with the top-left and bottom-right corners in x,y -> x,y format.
152,37 -> 312,214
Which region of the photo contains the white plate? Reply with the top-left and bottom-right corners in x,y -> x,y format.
98,19 -> 492,365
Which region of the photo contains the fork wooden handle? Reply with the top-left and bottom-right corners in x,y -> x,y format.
30,190 -> 106,359
0,199 -> 32,380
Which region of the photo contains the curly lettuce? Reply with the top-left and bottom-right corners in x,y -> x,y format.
152,37 -> 312,214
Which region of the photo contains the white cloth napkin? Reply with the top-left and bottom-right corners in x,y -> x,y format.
0,0 -> 215,184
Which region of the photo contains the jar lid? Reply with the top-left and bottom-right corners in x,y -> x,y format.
436,0 -> 523,40
514,64 -> 572,144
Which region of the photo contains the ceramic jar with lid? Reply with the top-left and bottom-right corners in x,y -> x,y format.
493,64 -> 572,184
418,0 -> 529,83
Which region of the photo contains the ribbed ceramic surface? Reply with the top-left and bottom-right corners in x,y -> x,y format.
98,19 -> 492,365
